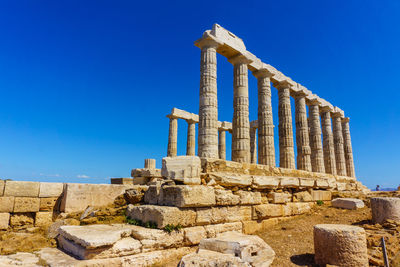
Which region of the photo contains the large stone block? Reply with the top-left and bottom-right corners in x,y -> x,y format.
161,156 -> 201,183
371,197 -> 400,224
199,231 -> 275,267
314,224 -> 368,266
242,218 -> 280,235
126,204 -> 196,228
227,206 -> 252,222
196,207 -> 227,225
39,182 -> 63,197
0,196 -> 15,212
13,197 -> 40,212
204,222 -> 243,238
215,189 -> 240,206
209,173 -> 252,187
234,191 -> 262,205
60,183 -> 131,213
183,226 -> 207,246
293,191 -> 313,202
4,181 -> 40,197
253,204 -> 283,219
110,178 -> 134,185
35,212 -> 53,227
284,203 -> 312,216
336,182 -> 347,191
267,192 -> 291,204
10,213 -> 34,227
178,249 -> 250,267
299,178 -> 315,188
252,176 -> 279,189
130,225 -> 184,251
0,213 -> 10,230
280,177 -> 300,188
0,180 -> 4,196
160,185 -> 216,207
311,190 -> 332,201
332,198 -> 365,210
39,197 -> 58,211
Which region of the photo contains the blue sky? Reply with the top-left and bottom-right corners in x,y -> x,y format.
0,1 -> 399,188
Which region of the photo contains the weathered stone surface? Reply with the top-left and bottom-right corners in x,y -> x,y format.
0,252 -> 40,267
314,224 -> 368,267
60,183 -> 131,213
311,190 -> 332,201
321,109 -> 337,175
228,206 -> 252,222
13,197 -> 40,212
196,207 -> 227,225
36,247 -> 80,267
280,177 -> 299,187
39,182 -> 63,197
252,176 -> 279,189
39,197 -> 58,211
336,182 -> 347,191
0,213 -> 10,230
253,204 -> 283,219
130,225 -> 184,251
293,191 -> 313,202
234,190 -> 262,205
110,178 -> 134,185
215,189 -> 240,206
332,198 -> 364,210
47,218 -> 80,239
124,186 -> 148,204
183,226 -> 207,246
161,156 -> 201,182
204,222 -> 243,238
10,213 -> 34,227
209,173 -> 252,187
315,178 -> 329,189
0,196 -> 14,212
178,249 -> 251,267
199,231 -> 275,266
285,203 -> 312,216
299,178 -> 315,188
126,204 -> 196,228
35,212 -> 53,227
131,169 -> 162,178
242,218 -> 280,235
144,185 -> 160,205
267,192 -> 291,204
160,185 -> 216,207
0,180 -> 4,196
371,197 -> 400,224
4,181 -> 40,197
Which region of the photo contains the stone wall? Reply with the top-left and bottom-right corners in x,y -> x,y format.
0,180 -> 133,230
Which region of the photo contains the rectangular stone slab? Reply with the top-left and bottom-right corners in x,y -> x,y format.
159,185 -> 216,207
39,182 -> 64,197
4,181 -> 40,197
332,198 -> 365,210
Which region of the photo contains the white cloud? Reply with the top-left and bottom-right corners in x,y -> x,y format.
77,174 -> 90,178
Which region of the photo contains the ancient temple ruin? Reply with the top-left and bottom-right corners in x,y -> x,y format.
166,23 -> 356,179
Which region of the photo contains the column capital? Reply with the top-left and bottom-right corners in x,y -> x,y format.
185,118 -> 197,124
306,94 -> 322,106
331,107 -> 345,118
273,79 -> 296,90
252,67 -> 274,79
194,33 -> 223,49
292,90 -> 308,99
342,117 -> 350,123
228,53 -> 252,65
166,114 -> 179,120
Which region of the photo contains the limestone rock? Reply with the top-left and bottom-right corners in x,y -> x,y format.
332,198 -> 364,210
160,185 -> 216,207
130,225 -> 184,251
161,156 -> 201,183
204,222 -> 243,238
252,176 -> 279,189
0,213 -> 10,230
10,213 -> 35,227
267,192 -> 291,204
39,197 -> 58,211
196,207 -> 228,225
47,218 -> 80,239
315,178 -> 330,189
0,196 -> 14,212
35,212 -> 53,227
39,182 -> 64,197
253,204 -> 283,219
280,177 -> 300,187
0,252 -> 40,267
299,178 -> 315,188
178,249 -> 251,267
144,185 -> 160,205
314,224 -> 368,267
311,190 -> 332,201
0,180 -> 4,196
215,189 -> 240,206
13,197 -> 40,212
183,226 -> 207,245
126,204 -> 196,228
371,197 -> 400,224
199,231 -> 275,266
36,247 -> 80,267
4,181 -> 40,197
293,191 -> 313,202
234,190 -> 262,205
124,186 -> 148,204
209,173 -> 252,187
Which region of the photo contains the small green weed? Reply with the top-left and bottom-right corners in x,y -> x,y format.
163,224 -> 183,233
125,216 -> 157,228
316,200 -> 324,206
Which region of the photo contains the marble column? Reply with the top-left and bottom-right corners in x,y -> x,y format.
186,120 -> 196,156
342,117 -> 356,177
218,130 -> 226,160
275,81 -> 296,169
307,99 -> 325,173
320,107 -> 336,175
332,112 -> 347,176
229,54 -> 251,163
253,69 -> 275,166
294,92 -> 312,171
195,38 -> 220,159
250,126 -> 257,164
167,115 -> 178,157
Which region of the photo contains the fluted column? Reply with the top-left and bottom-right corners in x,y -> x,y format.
195,37 -> 221,159
253,69 -> 275,166
218,130 -> 226,160
229,54 -> 251,163
250,126 -> 257,164
275,81 -> 295,169
307,99 -> 325,173
320,107 -> 336,175
342,117 -> 356,177
167,115 -> 178,157
186,120 -> 196,156
332,112 -> 347,176
294,92 -> 312,171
